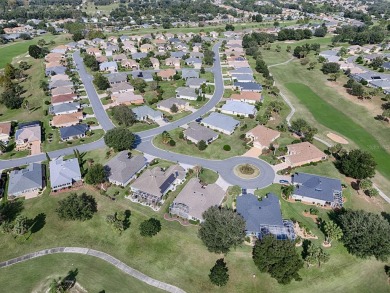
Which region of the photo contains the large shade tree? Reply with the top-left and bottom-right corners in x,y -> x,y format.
338,149 -> 376,179
104,128 -> 135,151
56,193 -> 97,221
209,258 -> 229,286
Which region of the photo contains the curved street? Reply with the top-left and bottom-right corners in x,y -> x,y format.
0,247 -> 186,293
0,42 -> 276,189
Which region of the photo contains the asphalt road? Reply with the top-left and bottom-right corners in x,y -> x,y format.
0,42 -> 276,189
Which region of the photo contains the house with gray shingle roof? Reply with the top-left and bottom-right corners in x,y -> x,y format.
201,112 -> 239,135
132,105 -> 163,122
49,102 -> 81,115
59,124 -> 89,141
157,98 -> 189,113
107,73 -> 128,85
221,101 -> 257,117
234,82 -> 262,92
236,193 -> 296,240
176,87 -> 198,100
184,122 -> 218,144
8,163 -> 44,198
291,173 -> 343,208
99,61 -> 118,73
182,68 -> 199,79
185,78 -> 206,89
105,152 -> 147,186
50,157 -> 82,191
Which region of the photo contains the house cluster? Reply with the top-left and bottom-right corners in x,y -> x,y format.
45,46 -> 89,141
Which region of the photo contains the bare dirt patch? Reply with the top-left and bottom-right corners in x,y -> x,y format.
302,211 -> 318,223
327,132 -> 349,144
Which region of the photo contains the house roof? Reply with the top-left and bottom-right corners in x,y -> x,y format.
51,86 -> 73,96
234,82 -> 262,91
108,82 -> 134,93
51,112 -> 82,126
157,69 -> 176,79
100,61 -> 118,70
131,165 -> 185,197
292,172 -> 342,202
49,79 -> 73,89
236,193 -> 284,233
49,102 -> 80,115
131,52 -> 147,60
185,78 -> 206,88
176,87 -> 197,98
246,125 -> 280,147
157,97 -> 188,109
231,73 -> 255,82
49,157 -> 81,188
229,67 -> 253,75
182,68 -> 199,79
184,122 -> 218,142
107,73 -> 127,84
286,142 -> 326,165
130,71 -> 153,81
202,112 -> 239,133
105,152 -> 147,185
230,92 -> 261,102
59,124 -> 88,140
170,51 -> 185,58
112,92 -> 144,104
8,163 -> 43,196
0,122 -> 12,137
51,93 -> 77,104
221,101 -> 256,115
172,178 -> 225,220
132,105 -> 162,119
15,125 -> 41,142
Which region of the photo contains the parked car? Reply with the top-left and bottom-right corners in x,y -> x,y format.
279,179 -> 290,184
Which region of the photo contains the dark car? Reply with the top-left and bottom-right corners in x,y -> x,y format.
279,179 -> 290,184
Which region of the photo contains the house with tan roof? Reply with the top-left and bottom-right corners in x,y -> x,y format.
121,59 -> 139,70
0,122 -> 12,142
51,112 -> 83,128
165,57 -> 181,69
86,47 -> 102,57
130,165 -> 186,205
246,125 -> 280,153
150,57 -> 160,69
45,53 -> 65,63
140,44 -> 154,53
113,54 -> 127,62
111,92 -> 144,106
15,122 -> 41,152
157,69 -> 176,81
108,83 -> 134,95
50,74 -> 70,82
230,92 -> 262,104
169,178 -> 226,222
157,97 -> 190,113
282,142 -> 327,168
52,86 -> 73,97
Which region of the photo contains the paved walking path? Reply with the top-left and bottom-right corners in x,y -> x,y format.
0,247 -> 186,293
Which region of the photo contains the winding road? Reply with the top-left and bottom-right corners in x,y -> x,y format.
0,247 -> 186,293
0,42 -> 276,189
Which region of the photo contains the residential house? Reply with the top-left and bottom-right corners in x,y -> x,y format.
130,165 -> 186,205
15,122 -> 41,152
59,124 -> 89,141
51,93 -> 77,106
184,122 -> 218,144
234,82 -> 262,92
108,83 -> 134,95
185,57 -> 202,69
107,73 -> 128,85
0,122 -> 12,142
49,79 -> 73,90
171,51 -> 186,59
157,69 -> 176,81
176,87 -> 199,101
228,67 -> 253,76
236,193 -> 295,240
112,54 -> 127,62
45,66 -> 66,76
121,59 -> 139,70
157,98 -> 190,113
182,68 -> 199,80
130,71 -> 154,82
169,178 -> 225,222
132,105 -> 163,122
291,172 -> 343,208
99,61 -> 118,73
86,47 -> 102,57
50,74 -> 70,82
221,101 -> 257,117
201,112 -> 239,135
49,157 -> 82,191
105,152 -> 147,186
230,92 -> 262,104
131,52 -> 148,60
186,78 -> 206,89
150,57 -> 160,69
165,57 -> 181,69
51,112 -> 83,128
283,142 -> 327,168
140,44 -> 154,53
49,102 -> 81,115
111,92 -> 144,106
231,74 -> 255,83
51,86 -> 73,97
8,163 -> 44,198
245,125 -> 280,153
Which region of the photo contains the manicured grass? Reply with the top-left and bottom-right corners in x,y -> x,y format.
0,254 -> 163,293
153,117 -> 256,160
200,72 -> 214,82
285,82 -> 390,180
129,122 -> 158,133
43,130 -> 104,152
199,168 -> 218,184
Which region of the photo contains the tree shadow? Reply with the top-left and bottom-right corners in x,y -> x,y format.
381,212 -> 390,225
301,239 -> 311,259
30,213 -> 46,233
60,268 -> 78,291
123,209 -> 131,230
0,200 -> 24,222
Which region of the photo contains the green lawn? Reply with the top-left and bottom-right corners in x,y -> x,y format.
285,82 -> 390,180
200,72 -> 214,82
199,168 -> 218,184
0,254 -> 163,293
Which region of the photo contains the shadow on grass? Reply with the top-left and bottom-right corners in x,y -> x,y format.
30,212 -> 46,234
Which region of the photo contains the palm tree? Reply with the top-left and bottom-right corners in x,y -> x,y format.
193,165 -> 202,178
324,221 -> 343,245
281,184 -> 294,199
0,140 -> 7,153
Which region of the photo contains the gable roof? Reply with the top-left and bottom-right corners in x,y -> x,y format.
132,105 -> 162,119
107,73 -> 128,84
221,101 -> 256,115
286,142 -> 326,165
0,122 -> 12,137
51,93 -> 77,105
176,87 -> 197,98
230,91 -> 261,102
202,112 -> 239,133
246,125 -> 280,147
105,152 -> 147,185
59,124 -> 89,140
182,68 -> 199,79
157,97 -> 188,109
184,122 -> 218,142
49,157 -> 81,188
8,163 -> 43,196
234,82 -> 263,91
185,78 -> 206,88
49,102 -> 80,115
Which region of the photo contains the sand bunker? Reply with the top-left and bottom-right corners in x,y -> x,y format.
327,132 -> 349,144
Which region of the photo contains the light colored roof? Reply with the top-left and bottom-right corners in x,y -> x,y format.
286,142 -> 326,164
185,78 -> 206,87
202,112 -> 239,133
221,101 -> 256,115
50,102 -> 80,114
132,105 -> 162,119
230,92 -> 261,102
131,165 -> 185,197
0,122 -> 11,136
158,69 -> 176,78
176,87 -> 197,98
184,122 -> 218,142
108,83 -> 134,93
172,178 -> 225,220
51,86 -> 73,96
105,152 -> 147,185
8,163 -> 43,196
246,125 -> 280,147
49,157 -> 81,188
51,112 -> 82,126
157,97 -> 188,109
15,125 -> 41,142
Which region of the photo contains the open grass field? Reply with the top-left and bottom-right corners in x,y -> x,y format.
0,253 -> 163,293
0,188 -> 388,293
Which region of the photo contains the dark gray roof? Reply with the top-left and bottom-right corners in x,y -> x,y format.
292,172 -> 342,202
170,51 -> 186,58
184,122 -> 218,142
236,193 -> 284,233
181,68 -> 199,79
45,66 -> 66,75
130,71 -> 153,81
234,82 -> 262,91
8,163 -> 43,196
59,124 -> 88,140
105,152 -> 147,185
107,73 -> 128,84
131,52 -> 148,60
185,78 -> 206,88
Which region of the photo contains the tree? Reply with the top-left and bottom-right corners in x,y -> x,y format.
198,207 -> 246,254
305,243 -> 329,267
139,218 -> 161,237
281,184 -> 294,199
104,128 -> 135,151
338,210 -> 390,261
12,215 -> 30,235
131,78 -> 147,93
161,131 -> 172,145
198,140 -> 207,151
324,221 -> 343,245
28,45 -> 44,59
252,235 -> 303,284
225,24 -> 235,31
367,188 -> 379,197
170,103 -> 178,113
111,105 -> 136,126
314,27 -> 327,37
83,54 -> 99,71
56,193 -> 97,221
338,149 -> 376,179
329,72 -> 341,82
209,258 -> 229,286
72,31 -> 84,42
359,178 -> 372,191
93,73 -> 110,90
85,164 -> 106,185
321,62 -> 340,74
254,14 -> 262,22
350,83 -> 365,97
